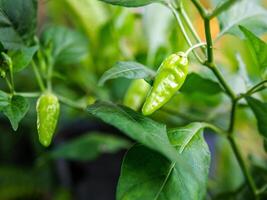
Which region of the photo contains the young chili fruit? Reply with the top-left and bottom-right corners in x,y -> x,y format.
142,52 -> 188,116
36,92 -> 60,147
123,79 -> 150,111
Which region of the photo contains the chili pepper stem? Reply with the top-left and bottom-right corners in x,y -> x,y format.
185,42 -> 206,57
31,60 -> 46,92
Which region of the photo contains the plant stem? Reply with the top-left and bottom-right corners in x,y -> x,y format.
191,0 -> 207,18
203,16 -> 236,99
204,18 -> 213,64
228,99 -> 237,133
168,4 -> 193,46
2,52 -> 14,94
57,95 -> 86,110
47,60 -> 53,92
14,92 -> 41,98
167,3 -> 203,63
4,77 -> 12,93
203,122 -> 227,137
32,61 -> 46,92
9,62 -> 14,94
209,65 -> 236,99
190,1 -> 258,198
185,42 -> 206,57
246,80 -> 267,95
226,99 -> 257,197
179,4 -> 206,54
180,8 -> 202,43
228,136 -> 258,198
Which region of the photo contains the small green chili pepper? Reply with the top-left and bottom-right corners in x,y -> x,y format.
36,93 -> 60,147
142,52 -> 188,115
123,79 -> 150,111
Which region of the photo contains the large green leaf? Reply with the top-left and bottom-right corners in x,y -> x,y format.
245,96 -> 267,138
9,46 -> 38,72
0,0 -> 37,49
41,26 -> 89,65
117,122 -> 210,200
217,0 -> 267,39
51,133 -> 130,161
2,95 -> 29,131
88,102 -> 211,199
98,61 -> 156,86
99,0 -> 163,7
240,26 -> 267,73
181,73 -> 223,95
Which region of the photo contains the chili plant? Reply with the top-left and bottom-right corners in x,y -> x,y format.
1,0 -> 267,199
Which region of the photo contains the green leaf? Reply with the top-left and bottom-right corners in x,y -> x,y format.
98,61 -> 156,86
0,0 -> 37,49
240,26 -> 267,72
88,102 -> 211,199
87,101 -> 177,161
3,95 -> 29,131
0,90 -> 9,109
245,96 -> 267,139
51,133 -> 131,161
117,123 -> 210,200
41,26 -> 89,65
181,73 -> 223,95
98,0 -> 163,7
217,0 -> 267,39
9,46 -> 38,72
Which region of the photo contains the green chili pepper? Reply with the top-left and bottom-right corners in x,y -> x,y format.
36,93 -> 60,147
142,52 -> 188,116
123,79 -> 150,111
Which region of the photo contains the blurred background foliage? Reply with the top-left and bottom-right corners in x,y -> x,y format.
0,0 -> 267,199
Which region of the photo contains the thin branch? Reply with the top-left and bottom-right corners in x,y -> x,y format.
246,80 -> 267,95
166,3 -> 204,63
190,1 -> 259,198
32,60 -> 46,92
185,42 -> 206,57
14,92 -> 41,98
179,5 -> 206,54
209,65 -> 236,100
228,99 -> 237,133
190,0 -> 207,18
204,18 -> 214,63
57,95 -> 86,110
228,136 -> 258,198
